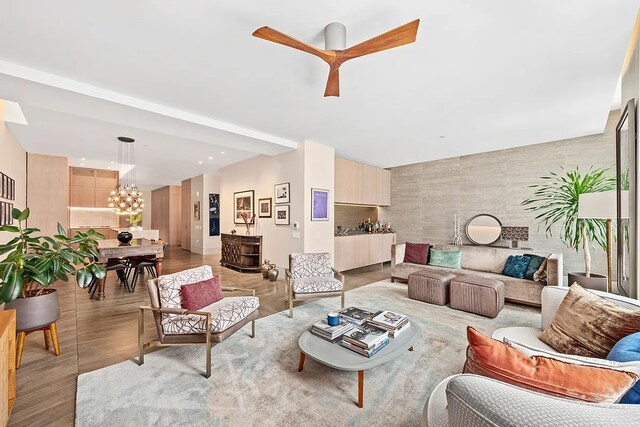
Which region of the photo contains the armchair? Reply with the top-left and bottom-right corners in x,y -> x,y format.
285,252 -> 345,318
138,265 -> 259,378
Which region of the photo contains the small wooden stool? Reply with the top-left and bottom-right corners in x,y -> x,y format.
16,322 -> 60,368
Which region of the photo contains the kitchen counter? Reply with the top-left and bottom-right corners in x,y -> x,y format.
335,231 -> 396,237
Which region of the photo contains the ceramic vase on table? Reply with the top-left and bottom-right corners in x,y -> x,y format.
117,231 -> 133,244
261,260 -> 271,279
268,265 -> 279,282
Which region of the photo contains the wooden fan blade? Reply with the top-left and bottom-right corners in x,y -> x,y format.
252,26 -> 335,63
324,66 -> 340,97
339,19 -> 420,61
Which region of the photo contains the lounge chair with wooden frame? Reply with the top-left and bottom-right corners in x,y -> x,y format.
285,252 -> 345,318
138,265 -> 258,378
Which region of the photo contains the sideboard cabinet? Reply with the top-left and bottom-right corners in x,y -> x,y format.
220,234 -> 263,272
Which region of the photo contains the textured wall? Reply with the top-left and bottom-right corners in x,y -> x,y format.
381,111 -> 620,282
335,205 -> 378,229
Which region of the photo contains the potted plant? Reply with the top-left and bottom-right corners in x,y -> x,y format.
126,213 -> 143,231
522,166 -> 615,288
0,208 -> 106,332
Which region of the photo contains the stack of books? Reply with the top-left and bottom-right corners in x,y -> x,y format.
338,307 -> 377,325
367,310 -> 411,338
340,324 -> 389,357
310,319 -> 354,342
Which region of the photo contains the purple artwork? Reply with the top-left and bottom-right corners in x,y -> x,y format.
311,188 -> 329,221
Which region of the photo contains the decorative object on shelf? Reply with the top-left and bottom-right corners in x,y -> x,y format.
500,226 -> 529,249
209,193 -> 220,236
231,229 -> 237,235
268,264 -> 279,282
274,182 -> 290,204
311,188 -> 329,221
193,200 -> 200,221
274,205 -> 290,225
261,260 -> 271,279
465,214 -> 502,245
240,211 -> 256,235
452,213 -> 462,245
234,190 -> 255,224
107,137 -> 144,215
258,197 -> 272,218
117,231 -> 133,244
522,166 -> 615,288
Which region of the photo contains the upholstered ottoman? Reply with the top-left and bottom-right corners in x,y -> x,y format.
450,276 -> 505,318
408,270 -> 456,306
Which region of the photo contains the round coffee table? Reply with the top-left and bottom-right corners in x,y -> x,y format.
297,320 -> 422,408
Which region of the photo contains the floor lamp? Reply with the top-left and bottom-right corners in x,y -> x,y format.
578,190 -> 629,293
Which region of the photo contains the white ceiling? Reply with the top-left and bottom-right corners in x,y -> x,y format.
0,1 -> 638,188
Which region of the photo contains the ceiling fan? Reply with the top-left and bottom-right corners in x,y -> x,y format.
252,19 -> 420,97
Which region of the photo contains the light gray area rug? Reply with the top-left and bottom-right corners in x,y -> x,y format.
76,280 -> 539,427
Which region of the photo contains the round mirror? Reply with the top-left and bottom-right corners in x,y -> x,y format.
465,214 -> 502,245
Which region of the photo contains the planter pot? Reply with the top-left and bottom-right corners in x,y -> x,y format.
5,289 -> 60,331
117,231 -> 133,244
567,272 -> 608,292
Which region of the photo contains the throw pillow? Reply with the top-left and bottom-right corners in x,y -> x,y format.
608,332 -> 640,404
180,276 -> 223,311
403,242 -> 430,265
501,255 -> 531,279
464,327 -> 638,403
539,284 -> 640,358
523,254 -> 546,281
428,249 -> 462,269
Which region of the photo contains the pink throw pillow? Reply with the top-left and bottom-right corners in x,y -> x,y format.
404,242 -> 430,265
181,276 -> 223,310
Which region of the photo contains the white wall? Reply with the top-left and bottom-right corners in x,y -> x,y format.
0,116 -> 26,245
189,173 -> 221,255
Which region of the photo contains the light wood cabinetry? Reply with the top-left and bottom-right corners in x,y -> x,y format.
27,154 -> 69,236
221,234 -> 262,272
69,167 -> 118,208
334,233 -> 396,271
151,185 -> 182,246
0,310 -> 16,426
335,157 -> 390,206
181,179 -> 191,250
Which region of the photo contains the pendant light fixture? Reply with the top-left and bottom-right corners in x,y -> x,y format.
108,136 -> 144,215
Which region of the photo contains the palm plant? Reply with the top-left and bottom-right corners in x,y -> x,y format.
521,166 -> 616,276
0,208 -> 107,303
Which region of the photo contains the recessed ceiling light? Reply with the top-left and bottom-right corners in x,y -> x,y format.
439,136 -> 446,139
198,160 -> 203,164
80,163 -> 85,166
81,157 -> 86,161
220,151 -> 225,155
110,161 -> 115,164
208,156 -> 213,160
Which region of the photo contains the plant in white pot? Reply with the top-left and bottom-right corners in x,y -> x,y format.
522,167 -> 615,289
0,208 -> 106,364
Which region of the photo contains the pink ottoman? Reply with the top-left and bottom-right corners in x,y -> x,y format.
450,275 -> 505,318
408,269 -> 456,306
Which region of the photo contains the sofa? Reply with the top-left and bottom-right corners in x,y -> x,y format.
391,243 -> 563,306
424,286 -> 640,426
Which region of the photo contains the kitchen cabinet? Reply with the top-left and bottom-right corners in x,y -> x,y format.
70,186 -> 96,207
335,157 -> 390,206
69,167 -> 119,208
334,233 -> 396,271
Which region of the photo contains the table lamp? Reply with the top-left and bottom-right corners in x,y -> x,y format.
578,190 -> 629,293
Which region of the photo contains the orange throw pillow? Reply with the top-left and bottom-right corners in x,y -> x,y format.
463,326 -> 637,403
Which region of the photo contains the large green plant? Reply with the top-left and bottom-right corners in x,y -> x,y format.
521,167 -> 616,276
0,208 -> 107,303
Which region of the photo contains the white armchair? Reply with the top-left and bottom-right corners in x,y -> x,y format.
285,252 -> 345,318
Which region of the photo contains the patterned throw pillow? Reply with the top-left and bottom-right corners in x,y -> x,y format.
608,332 -> 640,404
403,242 -> 430,264
157,265 -> 214,309
181,276 -> 223,311
540,284 -> 640,358
523,254 -> 546,281
501,255 -> 531,279
428,249 -> 462,269
464,327 -> 637,403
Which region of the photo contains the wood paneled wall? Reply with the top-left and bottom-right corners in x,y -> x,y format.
26,153 -> 68,236
181,178 -> 191,250
151,185 -> 182,245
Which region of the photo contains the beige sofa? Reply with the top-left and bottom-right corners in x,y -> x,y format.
391,244 -> 563,306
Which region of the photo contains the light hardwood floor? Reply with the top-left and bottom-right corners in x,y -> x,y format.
9,246 -> 391,426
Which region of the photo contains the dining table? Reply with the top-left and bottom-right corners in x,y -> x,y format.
95,238 -> 164,301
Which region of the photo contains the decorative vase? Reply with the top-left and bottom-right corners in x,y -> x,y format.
268,265 -> 279,282
261,260 -> 271,279
245,228 -> 251,236
452,213 -> 463,245
117,231 -> 133,244
567,272 -> 608,292
5,289 -> 61,331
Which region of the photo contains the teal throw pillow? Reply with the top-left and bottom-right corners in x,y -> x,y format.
428,249 -> 462,269
523,254 -> 546,281
502,255 -> 531,279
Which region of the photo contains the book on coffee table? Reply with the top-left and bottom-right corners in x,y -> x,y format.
311,319 -> 354,342
367,310 -> 410,338
338,307 -> 379,325
342,324 -> 388,349
340,337 -> 390,358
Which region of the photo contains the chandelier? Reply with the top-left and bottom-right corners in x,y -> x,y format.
108,136 -> 144,215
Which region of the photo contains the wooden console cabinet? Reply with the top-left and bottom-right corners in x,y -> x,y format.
220,234 -> 263,272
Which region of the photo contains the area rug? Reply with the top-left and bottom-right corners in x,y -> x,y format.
75,280 -> 539,426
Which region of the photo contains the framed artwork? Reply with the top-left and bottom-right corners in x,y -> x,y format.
194,201 -> 201,221
311,188 -> 329,221
9,178 -> 14,201
274,182 -> 290,204
7,203 -> 12,225
234,190 -> 255,224
0,202 -> 4,225
1,174 -> 6,199
258,197 -> 272,218
209,193 -> 220,236
274,205 -> 290,225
